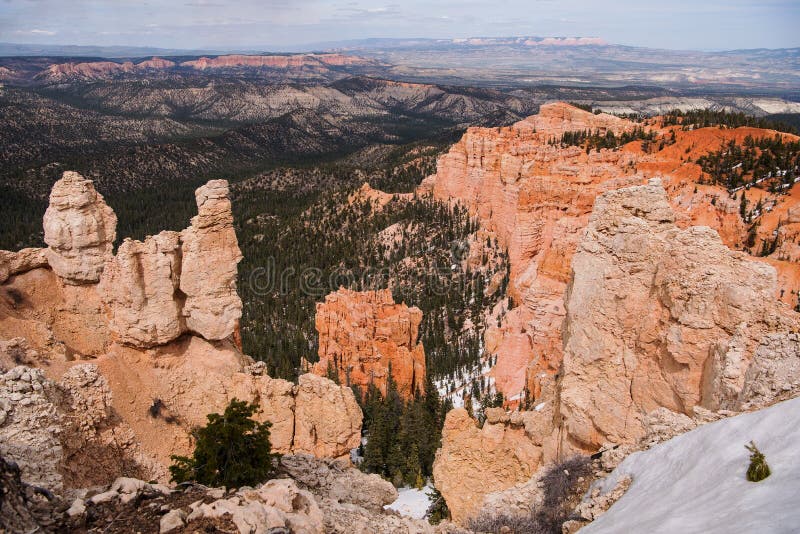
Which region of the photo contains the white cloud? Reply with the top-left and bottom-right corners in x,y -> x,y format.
15,28 -> 56,35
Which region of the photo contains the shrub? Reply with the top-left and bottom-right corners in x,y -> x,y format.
148,398 -> 164,418
467,455 -> 593,534
745,441 -> 771,482
169,398 -> 276,488
426,485 -> 450,525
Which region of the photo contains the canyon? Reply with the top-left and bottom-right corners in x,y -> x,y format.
424,103 -> 800,523
2,99 -> 800,533
422,102 -> 800,404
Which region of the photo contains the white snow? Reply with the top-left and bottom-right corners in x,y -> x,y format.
581,396 -> 800,534
384,484 -> 433,519
534,402 -> 546,411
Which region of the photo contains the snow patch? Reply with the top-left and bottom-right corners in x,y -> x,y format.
581,396 -> 800,534
384,484 -> 433,520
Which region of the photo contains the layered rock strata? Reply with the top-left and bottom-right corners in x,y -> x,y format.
421,102 -> 800,401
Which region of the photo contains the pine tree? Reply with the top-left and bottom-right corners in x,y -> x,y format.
745,441 -> 771,482
169,398 -> 275,488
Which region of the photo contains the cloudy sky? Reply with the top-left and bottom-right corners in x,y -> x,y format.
0,0 -> 797,51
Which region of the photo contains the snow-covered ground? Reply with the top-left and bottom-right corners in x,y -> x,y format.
384,483 -> 433,519
434,355 -> 495,409
582,396 -> 800,534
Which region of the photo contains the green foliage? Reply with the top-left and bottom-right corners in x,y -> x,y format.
360,372 -> 447,487
696,135 -> 800,192
169,398 -> 276,488
236,179 -> 505,381
567,102 -> 593,113
745,441 -> 771,482
554,127 -> 655,151
662,109 -> 798,135
425,485 -> 450,524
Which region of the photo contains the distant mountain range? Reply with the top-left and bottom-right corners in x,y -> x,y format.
2,38 -> 798,92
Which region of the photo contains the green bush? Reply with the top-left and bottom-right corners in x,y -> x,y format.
169,398 -> 276,488
745,441 -> 771,482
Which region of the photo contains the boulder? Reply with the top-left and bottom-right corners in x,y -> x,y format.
432,408 -> 542,523
293,373 -> 362,460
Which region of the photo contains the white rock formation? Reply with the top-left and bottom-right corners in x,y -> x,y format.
43,172 -> 116,284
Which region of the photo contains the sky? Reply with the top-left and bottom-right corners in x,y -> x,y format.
0,0 -> 798,51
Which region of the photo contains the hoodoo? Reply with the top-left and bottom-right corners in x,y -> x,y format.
312,288 -> 426,399
0,172 -> 362,490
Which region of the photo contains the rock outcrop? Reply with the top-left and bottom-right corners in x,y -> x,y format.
0,248 -> 48,285
30,454 -> 432,533
558,180 -> 797,452
0,364 -> 154,492
432,408 -> 544,523
0,172 -> 363,490
313,288 -> 426,399
179,180 -> 243,340
99,232 -> 184,346
280,454 -> 434,533
433,180 -> 800,523
421,102 -> 800,401
43,172 -> 117,284
293,373 -> 363,458
99,179 -> 242,345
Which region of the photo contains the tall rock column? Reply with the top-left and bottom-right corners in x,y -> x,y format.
99,232 -> 184,346
43,171 -> 117,284
179,180 -> 243,340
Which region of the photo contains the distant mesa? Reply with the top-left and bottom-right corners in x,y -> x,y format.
35,53 -> 376,82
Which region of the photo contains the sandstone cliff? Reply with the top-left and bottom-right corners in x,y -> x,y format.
312,288 -> 426,399
432,180 -> 800,523
558,179 -> 798,452
421,102 -> 800,403
0,171 -> 362,489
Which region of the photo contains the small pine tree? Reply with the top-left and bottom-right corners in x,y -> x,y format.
426,484 -> 450,524
745,441 -> 771,482
169,398 -> 275,488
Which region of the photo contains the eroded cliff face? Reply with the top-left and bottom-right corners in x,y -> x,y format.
558,180 -> 798,452
0,171 -> 362,490
312,288 -> 426,399
421,102 -> 800,402
433,180 -> 800,523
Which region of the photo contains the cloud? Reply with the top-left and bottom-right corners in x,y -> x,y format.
15,28 -> 56,35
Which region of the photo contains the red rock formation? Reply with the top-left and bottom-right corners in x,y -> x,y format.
422,102 -> 800,402
181,54 -> 373,70
136,57 -> 176,69
40,61 -> 136,81
433,180 -> 800,523
312,289 -> 426,399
